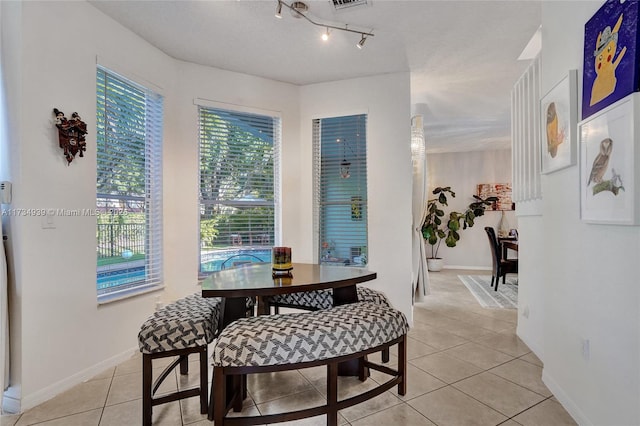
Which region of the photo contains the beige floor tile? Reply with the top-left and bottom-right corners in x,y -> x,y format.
415,314 -> 497,341
256,388 -> 348,425
443,342 -> 514,370
89,367 -> 115,381
489,359 -> 552,397
350,403 -> 436,425
338,389 -> 402,423
406,337 -> 439,360
476,332 -> 532,357
248,370 -> 314,404
408,385 -> 507,426
453,372 -> 545,417
24,409 -> 102,426
370,363 -> 445,401
0,413 -> 21,426
100,399 -> 182,426
410,352 -> 483,384
113,353 -> 143,376
408,324 -> 469,350
178,395 -> 209,424
513,398 -> 578,426
16,378 -> 111,426
106,368 -> 178,406
519,352 -> 543,367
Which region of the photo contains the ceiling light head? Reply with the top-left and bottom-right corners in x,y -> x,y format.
356,34 -> 367,49
290,1 -> 309,18
275,1 -> 283,18
322,28 -> 330,41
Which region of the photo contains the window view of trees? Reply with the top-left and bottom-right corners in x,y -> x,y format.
199,108 -> 277,272
96,67 -> 163,295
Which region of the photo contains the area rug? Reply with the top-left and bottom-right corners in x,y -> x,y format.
458,275 -> 518,309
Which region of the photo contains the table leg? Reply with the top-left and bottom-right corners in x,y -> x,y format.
256,295 -> 270,315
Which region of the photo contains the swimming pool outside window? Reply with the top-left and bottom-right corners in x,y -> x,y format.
96,66 -> 163,302
197,104 -> 280,274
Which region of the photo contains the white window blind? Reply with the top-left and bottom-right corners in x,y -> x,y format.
96,66 -> 164,301
314,114 -> 368,266
198,107 -> 279,274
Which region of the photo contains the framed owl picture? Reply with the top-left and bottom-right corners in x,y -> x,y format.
540,70 -> 578,174
579,92 -> 640,225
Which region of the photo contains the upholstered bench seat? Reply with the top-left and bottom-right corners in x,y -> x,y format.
138,293 -> 222,426
265,285 -> 390,311
214,301 -> 405,367
138,294 -> 222,354
211,302 -> 409,425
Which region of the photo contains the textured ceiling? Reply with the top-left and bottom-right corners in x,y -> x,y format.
89,0 -> 541,153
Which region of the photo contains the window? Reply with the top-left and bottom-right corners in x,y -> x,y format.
198,106 -> 279,274
96,66 -> 163,301
314,114 -> 368,266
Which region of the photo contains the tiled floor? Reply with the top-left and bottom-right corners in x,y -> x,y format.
1,269 -> 577,425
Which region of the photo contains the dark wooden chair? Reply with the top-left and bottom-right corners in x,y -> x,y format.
484,227 -> 518,291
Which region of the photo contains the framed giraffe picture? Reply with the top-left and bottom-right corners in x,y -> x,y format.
540,70 -> 578,174
579,93 -> 640,225
582,0 -> 640,120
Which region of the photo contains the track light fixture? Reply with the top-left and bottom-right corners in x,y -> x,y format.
275,1 -> 374,48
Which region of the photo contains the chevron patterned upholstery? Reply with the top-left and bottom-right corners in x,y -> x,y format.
265,286 -> 390,311
138,293 -> 222,354
213,302 -> 408,367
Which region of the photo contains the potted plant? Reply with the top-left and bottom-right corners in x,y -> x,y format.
421,187 -> 497,271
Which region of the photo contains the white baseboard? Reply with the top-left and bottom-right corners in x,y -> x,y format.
443,265 -> 492,271
2,385 -> 21,414
541,370 -> 591,426
18,347 -> 138,412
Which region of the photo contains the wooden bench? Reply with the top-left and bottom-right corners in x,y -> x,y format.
210,301 -> 409,426
137,294 -> 222,426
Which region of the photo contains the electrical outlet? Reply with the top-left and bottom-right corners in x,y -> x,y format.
581,339 -> 590,361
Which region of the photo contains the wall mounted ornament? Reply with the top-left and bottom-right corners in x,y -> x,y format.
53,108 -> 87,165
540,70 -> 578,174
579,92 -> 640,225
582,0 -> 640,120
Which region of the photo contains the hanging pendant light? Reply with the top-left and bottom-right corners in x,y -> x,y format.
340,159 -> 351,179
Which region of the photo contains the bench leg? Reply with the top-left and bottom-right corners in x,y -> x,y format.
382,347 -> 390,363
327,362 -> 338,426
398,336 -> 407,396
142,354 -> 153,426
233,375 -> 243,412
179,354 -> 189,375
199,348 -> 208,414
213,367 -> 226,425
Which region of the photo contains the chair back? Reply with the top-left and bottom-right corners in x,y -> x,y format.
484,227 -> 501,272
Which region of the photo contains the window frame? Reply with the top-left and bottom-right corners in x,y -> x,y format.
96,65 -> 164,304
196,101 -> 281,276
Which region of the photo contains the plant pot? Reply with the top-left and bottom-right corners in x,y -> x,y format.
427,258 -> 444,272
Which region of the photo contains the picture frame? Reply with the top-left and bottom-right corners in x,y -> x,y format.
582,0 -> 640,120
579,92 -> 640,225
477,183 -> 513,211
540,70 -> 578,174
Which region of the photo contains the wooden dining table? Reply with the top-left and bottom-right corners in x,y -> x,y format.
501,240 -> 518,259
201,262 -> 377,329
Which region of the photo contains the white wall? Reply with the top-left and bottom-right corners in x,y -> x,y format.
530,2 -> 640,425
299,73 -> 414,321
1,0 -> 413,411
426,149 -> 516,269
